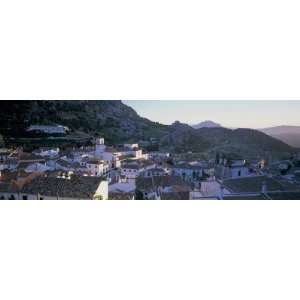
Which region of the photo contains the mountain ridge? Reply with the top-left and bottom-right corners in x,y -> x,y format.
259,125 -> 300,148
192,120 -> 221,129
0,101 -> 296,158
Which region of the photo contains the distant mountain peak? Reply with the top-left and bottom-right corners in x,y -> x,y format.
192,120 -> 221,129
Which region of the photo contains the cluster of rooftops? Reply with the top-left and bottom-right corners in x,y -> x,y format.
0,139 -> 299,200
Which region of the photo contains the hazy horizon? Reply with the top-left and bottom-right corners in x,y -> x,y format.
124,100 -> 300,128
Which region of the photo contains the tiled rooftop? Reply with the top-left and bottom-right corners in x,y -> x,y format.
223,176 -> 286,193
108,192 -> 135,200
136,176 -> 191,192
21,175 -> 104,199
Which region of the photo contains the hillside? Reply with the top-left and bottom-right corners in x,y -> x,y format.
160,121 -> 211,153
0,101 -> 296,159
259,126 -> 300,148
160,124 -> 295,159
0,100 -> 169,144
0,134 -> 4,147
196,127 -> 294,155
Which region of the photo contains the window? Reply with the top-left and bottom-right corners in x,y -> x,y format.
238,170 -> 241,176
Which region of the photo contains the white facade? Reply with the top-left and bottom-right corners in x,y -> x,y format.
230,166 -> 249,178
141,168 -> 168,177
86,160 -> 109,177
215,159 -> 250,179
26,125 -> 69,134
25,162 -> 51,173
95,138 -> 106,158
94,181 -> 108,200
38,148 -> 60,158
121,167 -> 142,180
109,181 -> 136,193
172,166 -> 203,181
148,152 -> 170,160
124,143 -> 139,150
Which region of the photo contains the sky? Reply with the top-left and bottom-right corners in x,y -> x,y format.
124,100 -> 300,128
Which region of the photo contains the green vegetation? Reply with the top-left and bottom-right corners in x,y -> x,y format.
0,100 -> 169,146
0,101 -> 296,159
0,134 -> 4,147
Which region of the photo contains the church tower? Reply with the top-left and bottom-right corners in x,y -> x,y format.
95,137 -> 105,158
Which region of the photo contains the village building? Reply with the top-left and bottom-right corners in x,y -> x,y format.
17,175 -> 108,200
95,137 -> 106,158
171,163 -> 203,182
94,138 -> 121,168
0,149 -> 12,163
215,154 -> 251,179
26,125 -> 69,135
0,149 -> 25,171
120,160 -> 156,182
0,182 -> 19,200
140,167 -> 169,178
148,152 -> 170,161
117,146 -> 143,160
109,179 -> 136,193
23,162 -> 51,173
108,191 -> 135,200
123,143 -> 139,150
0,171 -> 42,200
136,176 -> 192,200
18,152 -> 46,164
217,175 -> 300,200
33,147 -> 60,158
86,159 -> 110,177
51,159 -> 82,173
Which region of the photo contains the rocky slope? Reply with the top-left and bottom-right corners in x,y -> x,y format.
159,123 -> 295,158
0,101 -> 296,158
0,100 -> 169,144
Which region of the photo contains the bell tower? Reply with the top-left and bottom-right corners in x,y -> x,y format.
95,137 -> 105,158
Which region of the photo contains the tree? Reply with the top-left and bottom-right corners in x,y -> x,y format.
135,190 -> 144,200
0,134 -> 4,148
215,152 -> 220,164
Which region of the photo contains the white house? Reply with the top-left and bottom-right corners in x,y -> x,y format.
124,143 -> 139,150
109,180 -> 136,193
215,156 -> 250,179
26,125 -> 69,135
52,159 -> 82,172
121,164 -> 143,181
94,138 -> 122,168
86,159 -> 110,177
24,162 -> 51,173
136,176 -> 192,200
148,152 -> 170,160
34,148 -> 60,158
121,161 -> 156,181
171,163 -> 203,181
140,167 -> 169,177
